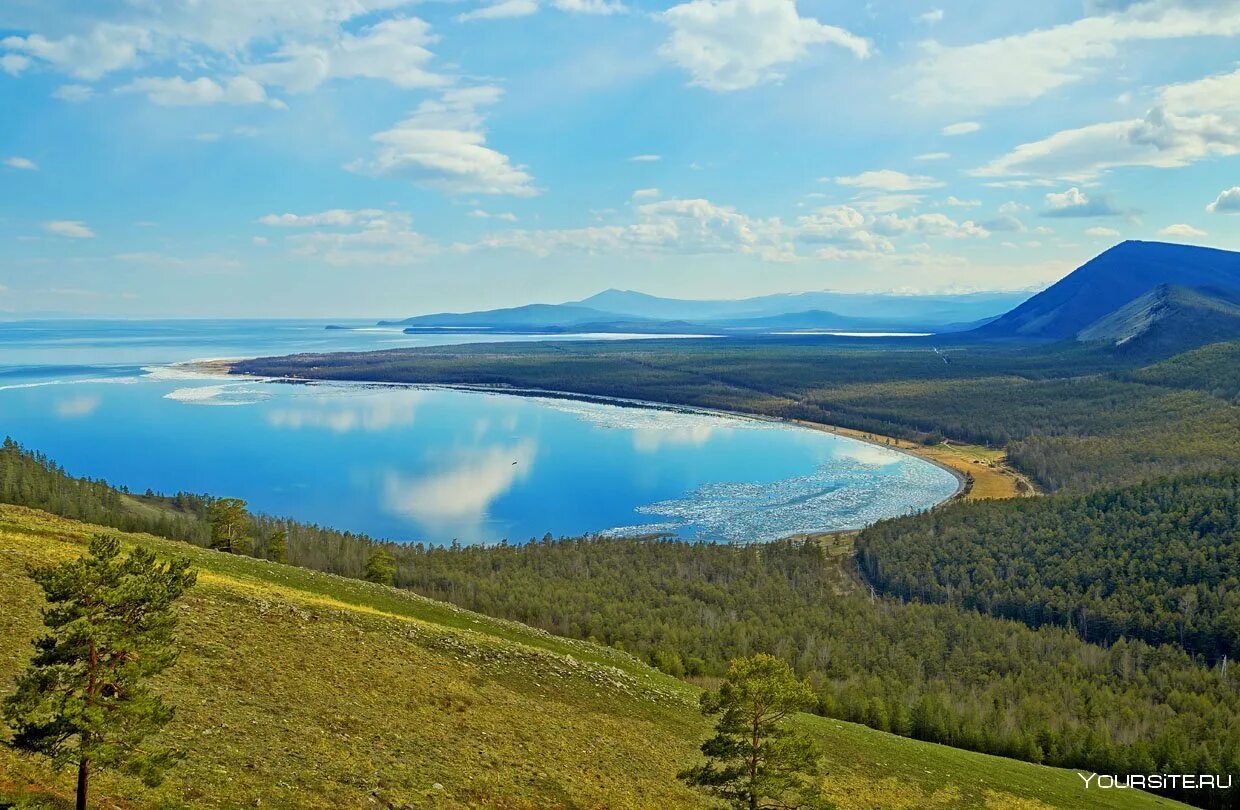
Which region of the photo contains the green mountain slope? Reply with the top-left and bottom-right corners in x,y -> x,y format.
0,506 -> 1183,809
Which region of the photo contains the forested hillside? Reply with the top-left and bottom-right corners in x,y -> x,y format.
1,506 -> 1186,809
857,473 -> 1240,660
1,440 -> 1236,806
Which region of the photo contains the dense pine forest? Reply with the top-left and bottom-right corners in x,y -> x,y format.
858,473 -> 1240,660
3,438 -> 1237,807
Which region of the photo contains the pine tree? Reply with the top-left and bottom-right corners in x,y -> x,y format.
209,498 -> 251,554
364,547 -> 397,585
3,535 -> 197,810
266,528 -> 288,564
679,654 -> 827,810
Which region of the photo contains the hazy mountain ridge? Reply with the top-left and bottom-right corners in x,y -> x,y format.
377,289 -> 1033,333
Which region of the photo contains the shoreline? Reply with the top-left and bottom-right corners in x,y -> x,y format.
188,358 -> 1034,504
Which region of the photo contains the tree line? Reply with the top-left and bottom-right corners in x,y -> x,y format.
4,437 -> 1238,806
857,471 -> 1240,662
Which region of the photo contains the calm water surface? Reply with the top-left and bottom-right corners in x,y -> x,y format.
0,319 -> 959,544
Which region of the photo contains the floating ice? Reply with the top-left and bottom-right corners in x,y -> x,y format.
163,383 -> 273,406
604,456 -> 957,543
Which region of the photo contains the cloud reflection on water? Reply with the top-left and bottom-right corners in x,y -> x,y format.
382,440 -> 538,540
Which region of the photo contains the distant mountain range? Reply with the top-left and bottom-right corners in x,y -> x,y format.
367,240 -> 1240,357
376,289 -> 1033,334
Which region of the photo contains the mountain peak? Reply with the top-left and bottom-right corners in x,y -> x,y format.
974,241 -> 1240,340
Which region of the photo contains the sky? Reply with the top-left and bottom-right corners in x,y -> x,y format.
1,0 -> 1239,317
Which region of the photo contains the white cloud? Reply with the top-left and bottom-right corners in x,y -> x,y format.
114,0 -> 413,53
908,0 -> 1240,109
551,0 -> 626,13
121,75 -> 277,107
257,209 -> 402,228
659,0 -> 870,92
631,187 -> 661,200
1085,226 -> 1121,237
459,0 -> 541,20
915,152 -> 950,161
1158,222 -> 1207,238
51,83 -> 93,102
272,210 -> 438,266
942,121 -> 980,136
1041,187 -> 1123,217
2,24 -> 150,80
834,170 -> 943,191
871,211 -> 989,239
44,220 -> 95,238
468,209 -> 518,221
0,54 -> 29,75
458,0 -> 623,20
257,208 -> 440,265
481,197 -> 795,260
944,196 -> 979,207
974,68 -> 1240,181
1206,186 -> 1240,213
628,154 -> 662,162
4,157 -> 38,171
248,17 -> 444,92
349,86 -> 537,197
918,9 -> 945,24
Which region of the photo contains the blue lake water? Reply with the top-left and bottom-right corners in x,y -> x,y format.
0,319 -> 959,544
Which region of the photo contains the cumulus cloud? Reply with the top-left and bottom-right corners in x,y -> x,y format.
918,9 -> 945,24
0,54 -> 29,75
1041,187 -> 1124,217
2,24 -> 150,80
973,66 -> 1240,181
349,86 -> 537,197
1085,226 -> 1121,237
481,197 -> 795,260
908,0 -> 1240,109
247,17 -> 444,92
459,0 -> 541,20
629,154 -> 662,162
659,0 -> 870,91
44,220 -> 96,238
257,209 -> 402,228
1207,186 -> 1240,213
1158,222 -> 1207,238
261,209 -> 438,265
4,157 -> 38,171
942,121 -> 980,136
459,0 -> 622,19
121,75 -> 277,107
52,84 -> 93,102
915,152 -> 950,161
632,187 -> 662,200
833,170 -> 944,191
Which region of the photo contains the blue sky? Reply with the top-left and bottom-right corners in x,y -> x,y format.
1,0 -> 1239,317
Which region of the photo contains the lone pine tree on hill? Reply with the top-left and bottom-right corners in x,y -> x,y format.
679,653 -> 828,810
364,546 -> 397,585
2,535 -> 197,810
209,497 -> 251,554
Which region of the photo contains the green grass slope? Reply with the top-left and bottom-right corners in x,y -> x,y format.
0,506 -> 1185,809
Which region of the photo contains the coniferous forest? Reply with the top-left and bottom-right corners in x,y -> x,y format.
3,437 -> 1239,807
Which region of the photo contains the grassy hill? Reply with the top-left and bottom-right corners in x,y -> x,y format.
0,506 -> 1184,809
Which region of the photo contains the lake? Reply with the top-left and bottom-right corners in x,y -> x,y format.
0,319 -> 960,544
